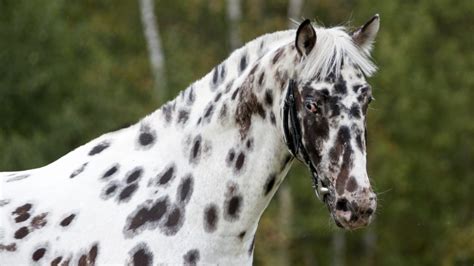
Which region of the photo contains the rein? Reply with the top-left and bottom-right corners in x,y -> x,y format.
283,80 -> 329,202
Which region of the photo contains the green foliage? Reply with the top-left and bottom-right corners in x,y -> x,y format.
1,0 -> 472,265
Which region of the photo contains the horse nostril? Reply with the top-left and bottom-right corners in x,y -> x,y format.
336,198 -> 349,212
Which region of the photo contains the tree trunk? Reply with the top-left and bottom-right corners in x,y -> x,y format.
278,184 -> 293,266
138,0 -> 167,102
362,224 -> 377,265
287,0 -> 304,28
332,230 -> 346,266
226,0 -> 241,50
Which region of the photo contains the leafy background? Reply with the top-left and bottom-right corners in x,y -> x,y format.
1,0 -> 473,265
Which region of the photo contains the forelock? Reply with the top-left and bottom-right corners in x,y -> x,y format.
298,25 -> 377,80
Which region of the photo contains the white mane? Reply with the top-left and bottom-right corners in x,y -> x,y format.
299,26 -> 377,80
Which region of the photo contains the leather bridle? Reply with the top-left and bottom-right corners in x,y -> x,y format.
282,79 -> 330,202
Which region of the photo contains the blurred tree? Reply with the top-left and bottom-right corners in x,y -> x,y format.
227,0 -> 242,50
139,0 -> 168,102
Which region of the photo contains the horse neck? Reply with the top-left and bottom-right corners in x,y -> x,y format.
139,34 -> 301,237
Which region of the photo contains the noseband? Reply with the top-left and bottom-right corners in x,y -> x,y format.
282,79 -> 329,202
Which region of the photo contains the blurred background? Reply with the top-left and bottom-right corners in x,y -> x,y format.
1,0 -> 473,265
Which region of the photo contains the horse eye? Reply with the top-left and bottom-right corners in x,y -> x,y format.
304,101 -> 318,113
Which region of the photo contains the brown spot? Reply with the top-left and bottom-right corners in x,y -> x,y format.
51,256 -> 63,266
78,255 -> 87,266
235,91 -> 265,139
336,145 -> 353,195
270,111 -> 276,125
14,212 -> 30,223
77,244 -> 98,266
235,153 -> 245,171
88,244 -> 98,264
258,72 -> 265,86
31,212 -> 48,229
61,258 -> 71,266
14,226 -> 29,239
231,88 -> 240,100
264,90 -> 273,106
238,231 -> 246,240
32,247 -> 46,261
133,247 -> 153,266
0,243 -> 16,252
249,63 -> 259,75
12,203 -> 32,216
272,47 -> 285,64
346,176 -> 358,192
276,68 -> 290,91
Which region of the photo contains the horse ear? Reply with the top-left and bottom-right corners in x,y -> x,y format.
295,19 -> 316,57
351,14 -> 380,54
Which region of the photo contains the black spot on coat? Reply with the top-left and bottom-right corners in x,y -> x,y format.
60,214 -> 76,227
240,54 -> 248,73
155,164 -> 176,186
161,204 -> 184,236
334,78 -> 347,95
235,152 -> 245,171
70,162 -> 88,178
264,174 -> 276,195
130,243 -> 153,266
203,204 -> 219,233
126,168 -> 143,184
224,195 -> 243,221
138,131 -> 155,147
88,141 -> 110,156
125,196 -> 169,234
189,135 -> 202,164
264,90 -> 273,106
177,109 -> 190,125
350,104 -> 361,119
177,175 -> 194,206
118,183 -> 139,202
102,164 -> 119,180
183,249 -> 200,265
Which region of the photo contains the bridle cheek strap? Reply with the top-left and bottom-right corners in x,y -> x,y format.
283,80 -> 329,202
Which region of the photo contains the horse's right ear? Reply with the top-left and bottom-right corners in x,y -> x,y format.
295,19 -> 316,57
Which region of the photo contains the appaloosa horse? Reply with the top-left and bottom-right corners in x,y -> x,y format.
0,15 -> 380,265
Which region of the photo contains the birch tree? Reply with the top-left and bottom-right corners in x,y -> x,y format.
138,0 -> 167,102
226,0 -> 241,50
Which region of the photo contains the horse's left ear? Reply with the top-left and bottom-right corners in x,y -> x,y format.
296,19 -> 316,57
351,14 -> 380,54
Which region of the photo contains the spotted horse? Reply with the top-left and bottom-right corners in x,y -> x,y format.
0,15 -> 380,265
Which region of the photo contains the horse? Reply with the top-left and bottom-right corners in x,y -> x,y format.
0,15 -> 380,265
